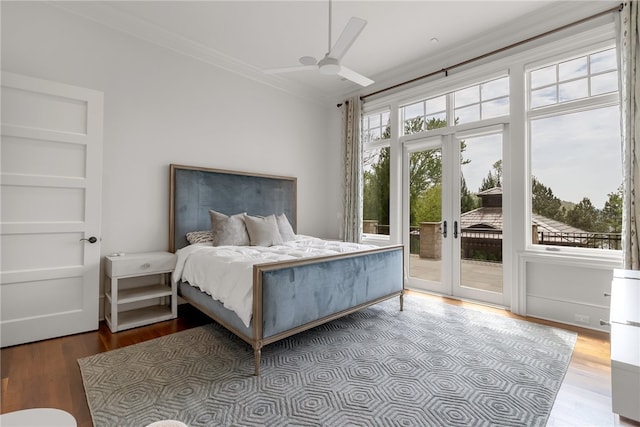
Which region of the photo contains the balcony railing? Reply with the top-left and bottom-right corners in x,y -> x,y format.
365,221 -> 622,256
536,231 -> 622,250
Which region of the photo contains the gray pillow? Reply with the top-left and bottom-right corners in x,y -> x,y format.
276,213 -> 296,242
244,214 -> 284,247
209,210 -> 250,246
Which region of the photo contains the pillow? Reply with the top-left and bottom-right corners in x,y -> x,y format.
244,214 -> 283,246
276,213 -> 296,242
186,230 -> 214,244
209,210 -> 250,246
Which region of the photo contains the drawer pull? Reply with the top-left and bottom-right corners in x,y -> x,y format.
141,263 -> 151,269
604,292 -> 611,297
600,320 -> 611,326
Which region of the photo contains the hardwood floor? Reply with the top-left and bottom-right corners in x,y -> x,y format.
1,294 -> 638,427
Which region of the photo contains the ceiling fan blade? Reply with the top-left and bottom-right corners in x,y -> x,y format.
337,66 -> 374,87
329,17 -> 366,61
263,65 -> 318,74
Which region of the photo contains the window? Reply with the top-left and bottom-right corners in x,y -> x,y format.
528,47 -> 621,251
399,76 -> 510,136
362,111 -> 390,237
362,110 -> 390,143
454,76 -> 509,124
401,95 -> 447,135
529,48 -> 618,108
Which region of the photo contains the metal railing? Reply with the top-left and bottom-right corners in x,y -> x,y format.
536,231 -> 622,250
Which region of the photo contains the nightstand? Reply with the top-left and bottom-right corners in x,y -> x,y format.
104,251 -> 177,332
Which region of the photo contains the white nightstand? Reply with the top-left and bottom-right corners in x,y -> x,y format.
104,251 -> 177,332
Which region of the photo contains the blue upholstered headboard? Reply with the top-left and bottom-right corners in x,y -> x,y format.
169,164 -> 297,252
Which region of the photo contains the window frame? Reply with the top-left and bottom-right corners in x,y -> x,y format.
525,43 -> 622,258
361,108 -> 392,241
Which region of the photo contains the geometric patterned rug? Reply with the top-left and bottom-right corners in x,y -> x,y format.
78,296 -> 576,427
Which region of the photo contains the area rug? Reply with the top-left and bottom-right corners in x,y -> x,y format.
79,296 -> 576,427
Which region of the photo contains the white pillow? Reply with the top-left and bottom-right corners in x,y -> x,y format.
276,213 -> 296,242
209,210 -> 250,246
244,214 -> 283,247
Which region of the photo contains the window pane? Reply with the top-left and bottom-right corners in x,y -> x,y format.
531,65 -> 556,88
455,86 -> 479,107
425,95 -> 447,115
482,97 -> 509,119
531,86 -> 557,108
403,102 -> 423,121
481,77 -> 509,99
455,104 -> 480,124
559,57 -> 587,81
364,127 -> 381,143
591,71 -> 618,95
381,111 -> 390,126
591,49 -> 617,73
363,146 -> 390,236
425,112 -> 447,129
559,78 -> 588,102
530,106 -> 622,250
363,111 -> 390,143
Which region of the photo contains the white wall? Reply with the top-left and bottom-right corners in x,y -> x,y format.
1,2 -> 344,256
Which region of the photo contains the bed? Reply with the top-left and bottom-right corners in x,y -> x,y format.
169,164 -> 404,375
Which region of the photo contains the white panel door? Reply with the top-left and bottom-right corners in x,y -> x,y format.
1,72 -> 103,347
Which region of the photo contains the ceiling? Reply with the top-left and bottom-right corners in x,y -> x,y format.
54,1 -> 620,103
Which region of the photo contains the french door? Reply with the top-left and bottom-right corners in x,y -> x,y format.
403,125 -> 507,306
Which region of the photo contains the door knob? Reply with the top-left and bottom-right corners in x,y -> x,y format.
80,236 -> 98,243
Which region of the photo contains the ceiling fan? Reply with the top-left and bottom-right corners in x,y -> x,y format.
264,1 -> 374,87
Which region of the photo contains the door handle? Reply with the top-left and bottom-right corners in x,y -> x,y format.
80,236 -> 98,244
442,220 -> 447,238
454,221 -> 459,239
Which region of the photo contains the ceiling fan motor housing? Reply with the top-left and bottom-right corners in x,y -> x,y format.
318,57 -> 341,75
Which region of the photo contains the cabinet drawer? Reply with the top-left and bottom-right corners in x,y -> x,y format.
611,277 -> 640,324
106,252 -> 176,277
611,323 -> 640,368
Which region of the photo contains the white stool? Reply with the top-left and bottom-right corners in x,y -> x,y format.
0,408 -> 76,427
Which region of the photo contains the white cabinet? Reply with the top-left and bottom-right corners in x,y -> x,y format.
609,269 -> 640,422
104,251 -> 177,332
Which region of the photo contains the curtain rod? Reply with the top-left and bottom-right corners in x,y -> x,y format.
350,3 -> 623,104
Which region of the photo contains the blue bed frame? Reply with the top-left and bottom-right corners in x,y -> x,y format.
169,164 -> 404,375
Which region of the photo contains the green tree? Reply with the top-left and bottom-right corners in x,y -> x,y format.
479,160 -> 502,192
531,176 -> 565,221
363,115 -> 470,228
601,184 -> 623,233
460,176 -> 478,213
362,146 -> 390,228
565,197 -> 602,232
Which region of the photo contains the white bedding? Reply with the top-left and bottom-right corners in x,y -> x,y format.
172,236 -> 376,328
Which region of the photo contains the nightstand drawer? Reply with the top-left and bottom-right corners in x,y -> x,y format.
106,252 -> 176,277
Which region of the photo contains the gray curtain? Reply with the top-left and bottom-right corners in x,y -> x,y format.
620,2 -> 640,269
341,97 -> 362,243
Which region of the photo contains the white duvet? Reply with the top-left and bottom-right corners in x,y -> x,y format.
172,236 -> 376,328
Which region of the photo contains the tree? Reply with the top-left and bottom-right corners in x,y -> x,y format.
460,175 -> 478,213
363,115 -> 471,228
601,184 -> 623,233
565,197 -> 602,232
479,160 -> 502,192
362,146 -> 390,228
531,176 -> 565,221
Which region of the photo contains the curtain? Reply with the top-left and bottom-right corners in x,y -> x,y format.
620,2 -> 640,269
341,97 -> 363,243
